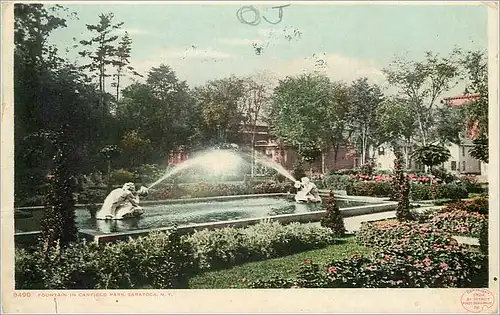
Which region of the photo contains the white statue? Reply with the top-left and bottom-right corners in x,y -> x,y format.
96,182 -> 149,220
294,177 -> 322,203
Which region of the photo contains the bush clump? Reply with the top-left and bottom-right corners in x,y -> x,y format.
320,192 -> 346,237
15,231 -> 194,290
186,220 -> 337,271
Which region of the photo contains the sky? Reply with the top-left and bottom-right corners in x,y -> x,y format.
47,1 -> 489,97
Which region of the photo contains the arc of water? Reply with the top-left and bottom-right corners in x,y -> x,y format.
146,149 -> 299,190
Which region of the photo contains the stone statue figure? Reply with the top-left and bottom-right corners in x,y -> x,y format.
96,182 -> 149,220
294,177 -> 322,203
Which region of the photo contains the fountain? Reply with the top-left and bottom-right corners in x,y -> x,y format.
97,147 -> 320,221
96,183 -> 149,220
294,177 -> 322,203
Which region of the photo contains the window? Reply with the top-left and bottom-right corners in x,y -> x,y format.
462,161 -> 466,171
451,161 -> 457,171
462,147 -> 466,157
378,147 -> 385,155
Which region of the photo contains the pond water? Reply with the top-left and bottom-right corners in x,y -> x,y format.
15,196 -> 374,234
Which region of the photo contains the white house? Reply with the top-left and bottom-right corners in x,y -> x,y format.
372,94 -> 487,182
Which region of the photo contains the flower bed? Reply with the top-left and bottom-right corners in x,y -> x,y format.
414,197 -> 489,237
239,216 -> 488,289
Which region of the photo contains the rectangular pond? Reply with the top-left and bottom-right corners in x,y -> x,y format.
15,195 -> 379,234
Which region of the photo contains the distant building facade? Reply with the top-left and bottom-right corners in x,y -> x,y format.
371,94 -> 487,181
169,121 -> 356,174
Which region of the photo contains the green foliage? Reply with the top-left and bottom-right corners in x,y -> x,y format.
393,152 -> 412,221
245,220 -> 487,288
376,97 -> 416,147
268,74 -> 333,162
108,168 -> 135,185
113,31 -> 142,101
430,210 -> 486,237
186,221 -> 337,272
117,66 -> 197,163
383,51 -> 460,145
431,167 -> 458,184
320,193 -> 346,237
348,78 -> 385,165
479,220 -> 488,255
441,196 -> 488,215
470,135 -> 489,163
78,12 -> 124,113
193,76 -> 246,145
459,50 -> 488,162
292,161 -> 306,180
252,182 -> 293,194
412,144 -> 451,169
323,174 -> 355,190
133,164 -> 164,185
346,181 -> 392,197
15,230 -> 194,289
32,129 -> 78,248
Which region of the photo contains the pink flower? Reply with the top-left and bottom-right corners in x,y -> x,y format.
440,262 -> 448,271
384,255 -> 392,261
327,266 -> 338,274
366,265 -> 378,271
407,256 -> 413,261
423,257 -> 432,266
304,258 -> 312,264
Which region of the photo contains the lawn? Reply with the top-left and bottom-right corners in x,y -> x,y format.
188,234 -> 367,289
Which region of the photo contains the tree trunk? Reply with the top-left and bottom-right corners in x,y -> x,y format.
361,128 -> 367,165
321,151 -> 326,174
116,70 -> 121,102
404,146 -> 410,170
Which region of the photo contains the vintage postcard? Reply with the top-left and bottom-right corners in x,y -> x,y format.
1,0 -> 499,313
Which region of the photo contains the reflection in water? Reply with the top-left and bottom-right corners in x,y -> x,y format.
93,217 -> 142,233
15,197 -> 374,234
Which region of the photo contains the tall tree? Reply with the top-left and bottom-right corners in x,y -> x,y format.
194,76 -> 246,145
79,13 -> 124,115
376,97 -> 417,168
117,65 -> 196,165
239,72 -> 275,175
14,4 -> 104,247
325,81 -> 352,168
383,51 -> 460,146
458,50 -> 488,163
268,73 -> 331,165
112,31 -> 142,102
348,78 -> 384,166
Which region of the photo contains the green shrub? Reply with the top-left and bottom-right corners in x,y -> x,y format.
292,162 -> 306,181
252,182 -> 293,194
109,169 -> 135,185
346,181 -> 392,197
410,183 -> 468,201
320,193 -> 346,237
323,174 -> 355,190
77,186 -> 108,204
133,164 -> 164,185
15,231 -> 193,290
435,183 -> 468,200
479,220 -> 488,254
409,183 -> 431,200
185,220 -> 336,272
